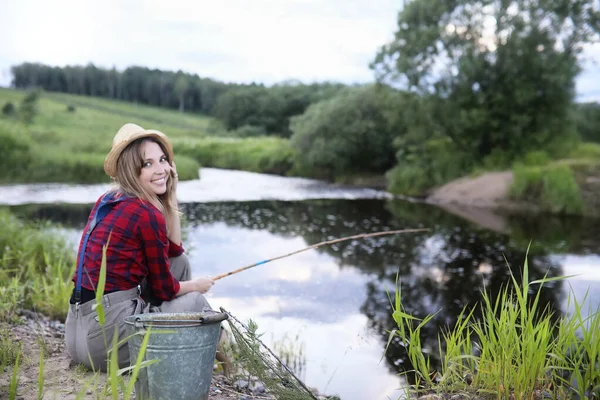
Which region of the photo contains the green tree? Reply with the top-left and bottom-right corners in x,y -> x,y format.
574,102 -> 600,143
290,85 -> 402,179
20,89 -> 41,124
373,0 -> 599,163
174,73 -> 189,112
212,85 -> 269,131
2,102 -> 16,117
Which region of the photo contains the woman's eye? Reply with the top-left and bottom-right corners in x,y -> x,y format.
143,162 -> 151,168
160,157 -> 167,163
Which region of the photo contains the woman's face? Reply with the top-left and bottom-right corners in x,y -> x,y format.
139,140 -> 170,195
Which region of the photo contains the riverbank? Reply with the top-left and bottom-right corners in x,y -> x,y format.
424,157 -> 600,218
0,308 -> 282,400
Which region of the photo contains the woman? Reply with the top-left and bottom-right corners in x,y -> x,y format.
65,123 -> 219,372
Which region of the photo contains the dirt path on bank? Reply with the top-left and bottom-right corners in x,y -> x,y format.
426,171 -> 514,207
424,171 -> 520,234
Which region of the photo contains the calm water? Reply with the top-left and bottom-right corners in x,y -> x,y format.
2,168 -> 600,400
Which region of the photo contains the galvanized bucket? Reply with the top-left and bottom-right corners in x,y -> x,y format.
124,310 -> 228,400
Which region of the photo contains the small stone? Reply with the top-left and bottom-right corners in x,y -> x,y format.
234,379 -> 249,389
250,381 -> 266,393
213,389 -> 222,394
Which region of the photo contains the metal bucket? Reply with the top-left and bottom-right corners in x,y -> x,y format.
124,310 -> 228,400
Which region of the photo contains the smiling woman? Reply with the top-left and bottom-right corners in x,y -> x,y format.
64,123 -> 230,374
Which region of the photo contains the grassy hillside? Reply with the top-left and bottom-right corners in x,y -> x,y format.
0,88 -> 294,184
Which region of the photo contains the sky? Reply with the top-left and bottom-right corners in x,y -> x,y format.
1,0 -> 599,101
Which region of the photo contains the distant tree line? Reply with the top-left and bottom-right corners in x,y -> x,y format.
10,62 -> 346,137
11,63 -> 227,114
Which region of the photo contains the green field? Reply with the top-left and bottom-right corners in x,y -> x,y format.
0,88 -> 294,184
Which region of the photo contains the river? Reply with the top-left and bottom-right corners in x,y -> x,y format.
2,168 -> 599,400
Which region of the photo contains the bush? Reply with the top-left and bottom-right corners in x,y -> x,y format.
174,136 -> 295,175
20,89 -> 41,124
481,148 -> 514,170
387,137 -> 469,195
510,164 -> 583,214
2,102 -> 16,116
521,150 -> 551,166
568,142 -> 600,160
290,85 -> 397,179
172,154 -> 200,180
232,124 -> 267,137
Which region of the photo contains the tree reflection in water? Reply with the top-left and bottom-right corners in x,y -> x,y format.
179,199 -> 565,377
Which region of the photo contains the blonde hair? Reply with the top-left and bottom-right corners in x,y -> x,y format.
114,138 -> 178,228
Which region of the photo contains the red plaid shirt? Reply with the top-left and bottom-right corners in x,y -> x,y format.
73,192 -> 182,301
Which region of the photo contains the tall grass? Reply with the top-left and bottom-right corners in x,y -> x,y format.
388,253 -> 600,399
0,210 -> 74,321
174,136 -> 295,175
510,164 -> 583,214
3,237 -> 156,399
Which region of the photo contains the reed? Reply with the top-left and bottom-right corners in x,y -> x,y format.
388,251 -> 600,399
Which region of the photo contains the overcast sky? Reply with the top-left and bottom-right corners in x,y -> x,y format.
1,0 -> 599,100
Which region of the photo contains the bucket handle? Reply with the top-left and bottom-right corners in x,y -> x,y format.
199,312 -> 228,325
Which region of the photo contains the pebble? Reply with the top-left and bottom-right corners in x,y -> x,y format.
234,379 -> 249,389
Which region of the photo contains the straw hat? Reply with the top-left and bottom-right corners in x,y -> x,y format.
104,123 -> 174,178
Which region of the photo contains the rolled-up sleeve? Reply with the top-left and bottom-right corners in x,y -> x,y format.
168,240 -> 184,257
137,208 -> 180,300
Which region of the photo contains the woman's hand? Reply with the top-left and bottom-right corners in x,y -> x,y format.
176,277 -> 215,297
192,277 -> 214,294
170,160 -> 178,179
168,160 -> 178,192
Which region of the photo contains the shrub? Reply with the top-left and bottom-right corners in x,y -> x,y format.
290,85 -> 397,178
2,102 -> 16,116
568,142 -> 600,160
20,89 -> 41,124
518,150 -> 551,167
387,137 -> 469,196
174,136 -> 295,175
510,164 -> 583,214
232,124 -> 267,137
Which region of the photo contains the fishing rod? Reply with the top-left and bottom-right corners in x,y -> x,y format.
211,228 -> 429,281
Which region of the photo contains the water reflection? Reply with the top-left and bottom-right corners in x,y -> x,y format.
6,198 -> 600,398
181,200 -> 565,374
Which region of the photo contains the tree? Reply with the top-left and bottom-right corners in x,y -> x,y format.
2,102 -> 16,117
373,0 -> 600,163
20,89 -> 40,124
574,102 -> 600,143
290,85 -> 402,179
174,73 -> 189,113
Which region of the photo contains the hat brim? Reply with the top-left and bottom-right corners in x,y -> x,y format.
104,130 -> 174,178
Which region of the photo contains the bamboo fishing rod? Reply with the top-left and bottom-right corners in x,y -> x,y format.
211,228 -> 429,281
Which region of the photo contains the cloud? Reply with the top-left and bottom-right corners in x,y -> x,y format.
0,0 -> 598,98
0,0 -> 398,85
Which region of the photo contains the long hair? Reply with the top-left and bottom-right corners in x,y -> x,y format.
114,138 -> 178,228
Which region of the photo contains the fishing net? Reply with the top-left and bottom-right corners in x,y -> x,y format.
220,307 -> 319,400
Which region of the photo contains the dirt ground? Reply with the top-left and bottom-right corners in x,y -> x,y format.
0,312 -> 272,400
426,171 -> 514,207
